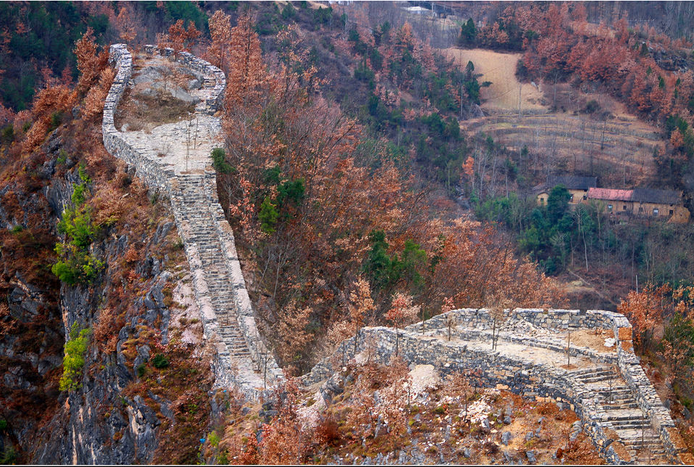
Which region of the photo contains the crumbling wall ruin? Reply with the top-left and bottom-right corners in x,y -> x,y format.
103,44 -> 281,399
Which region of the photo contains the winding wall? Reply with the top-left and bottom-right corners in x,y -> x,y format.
103,44 -> 282,399
306,308 -> 692,465
103,44 -> 691,463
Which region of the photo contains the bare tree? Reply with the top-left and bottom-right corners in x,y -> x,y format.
488,294 -> 512,351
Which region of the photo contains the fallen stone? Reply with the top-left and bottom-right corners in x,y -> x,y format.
570,420 -> 582,442
526,450 -> 537,463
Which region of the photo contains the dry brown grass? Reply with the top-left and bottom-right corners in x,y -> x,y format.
444,48 -> 547,113
463,112 -> 660,186
115,87 -> 195,132
570,329 -> 616,354
445,49 -> 663,187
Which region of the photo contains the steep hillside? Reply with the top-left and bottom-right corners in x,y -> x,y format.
0,43 -> 216,465
445,47 -> 663,189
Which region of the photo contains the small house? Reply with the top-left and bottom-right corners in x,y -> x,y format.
535,175 -> 597,206
586,188 -> 633,214
586,187 -> 690,223
630,188 -> 690,222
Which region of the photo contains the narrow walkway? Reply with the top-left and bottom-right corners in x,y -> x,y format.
423,321 -> 671,463
306,309 -> 687,464
170,173 -> 267,391
103,45 -> 281,398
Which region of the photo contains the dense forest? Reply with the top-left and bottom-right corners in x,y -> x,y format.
2,1 -> 694,464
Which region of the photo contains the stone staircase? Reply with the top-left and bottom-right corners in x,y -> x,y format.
175,174 -> 252,357
170,172 -> 273,394
103,44 -> 285,398
570,367 -> 670,463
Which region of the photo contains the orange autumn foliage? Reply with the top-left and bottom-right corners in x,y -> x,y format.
618,283 -> 670,350
75,27 -> 107,96
207,10 -> 233,73
514,3 -> 694,125
218,14 -> 564,372
22,84 -> 76,155
384,293 -> 420,329
115,6 -> 137,43
168,19 -> 201,53
225,13 -> 267,111
82,66 -> 115,121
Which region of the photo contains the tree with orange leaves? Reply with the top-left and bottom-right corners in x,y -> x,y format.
384,292 -> 420,355
207,10 -> 232,73
22,82 -> 76,155
74,27 -> 101,95
225,13 -> 267,111
168,19 -> 201,53
115,6 -> 137,43
348,277 -> 375,351
82,67 -> 115,121
395,22 -> 416,52
671,128 -> 685,149
275,302 -> 313,365
618,283 -> 670,351
257,379 -> 311,464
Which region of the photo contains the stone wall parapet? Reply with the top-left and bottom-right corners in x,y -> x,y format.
307,308 -> 685,464
103,44 -> 281,399
143,45 -> 225,114
407,307 -> 619,334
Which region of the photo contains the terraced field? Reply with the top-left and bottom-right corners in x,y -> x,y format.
444,47 -> 664,186
465,113 -> 663,186
444,48 -> 546,112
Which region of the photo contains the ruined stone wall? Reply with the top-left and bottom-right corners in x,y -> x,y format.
433,308 -> 689,463
307,308 -> 690,464
306,325 -> 629,463
409,307 -> 617,333
103,44 -> 174,192
103,44 -> 282,398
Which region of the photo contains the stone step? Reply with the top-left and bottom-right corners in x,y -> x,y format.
608,417 -> 651,426
612,421 -> 652,430
600,396 -> 637,404
617,428 -> 660,439
603,409 -> 649,420
602,401 -> 640,409
595,388 -> 632,397
570,367 -> 616,377
220,332 -> 245,339
623,440 -> 666,449
576,374 -> 621,384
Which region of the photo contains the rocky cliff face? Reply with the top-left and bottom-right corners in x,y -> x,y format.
0,123 -> 215,464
